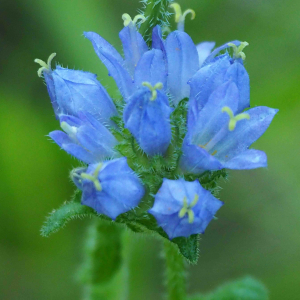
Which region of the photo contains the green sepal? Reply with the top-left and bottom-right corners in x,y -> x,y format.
188,277 -> 269,300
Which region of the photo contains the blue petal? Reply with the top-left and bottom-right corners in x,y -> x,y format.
165,31 -> 199,106
149,179 -> 223,239
124,88 -> 172,156
179,141 -> 223,173
52,67 -> 117,125
43,72 -> 60,118
190,81 -> 239,146
119,25 -> 148,75
214,106 -> 278,161
149,178 -> 198,216
97,51 -> 135,100
49,130 -> 97,163
196,41 -> 215,66
84,32 -> 134,99
76,125 -> 116,158
203,40 -> 241,66
188,55 -> 231,129
224,61 -> 250,112
134,49 -> 167,89
223,149 -> 267,169
152,25 -> 165,53
84,31 -> 124,64
81,158 -> 145,219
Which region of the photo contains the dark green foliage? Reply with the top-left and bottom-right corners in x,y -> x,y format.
188,277 -> 269,300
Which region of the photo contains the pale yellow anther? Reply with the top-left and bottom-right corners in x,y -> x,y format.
122,13 -> 146,27
142,82 -> 163,100
34,53 -> 56,77
178,194 -> 199,224
60,121 -> 77,139
222,106 -> 250,131
170,3 -> 195,30
81,163 -> 103,191
228,42 -> 249,60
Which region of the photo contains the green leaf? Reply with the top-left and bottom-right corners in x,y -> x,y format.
40,191 -> 96,237
188,277 -> 269,300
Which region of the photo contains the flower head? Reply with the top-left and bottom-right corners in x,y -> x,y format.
149,178 -> 223,239
73,157 -> 145,220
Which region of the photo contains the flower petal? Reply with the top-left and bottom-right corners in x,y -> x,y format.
124,88 -> 172,156
203,40 -> 241,65
96,51 -> 135,100
224,61 -> 250,112
180,141 -> 223,174
196,41 -> 215,66
119,25 -> 148,75
134,49 -> 167,90
223,149 -> 267,169
49,130 -> 97,163
52,67 -> 117,125
165,31 -> 199,106
190,81 -> 239,146
84,31 -> 124,64
215,106 -> 278,161
188,55 -> 231,129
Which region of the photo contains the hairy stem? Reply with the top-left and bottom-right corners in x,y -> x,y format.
78,218 -> 128,300
163,240 -> 187,300
140,0 -> 173,45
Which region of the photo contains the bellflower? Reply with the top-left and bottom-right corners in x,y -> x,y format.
34,55 -> 117,126
123,84 -> 172,156
149,178 -> 223,239
73,157 -> 145,220
84,10 -> 202,106
49,112 -> 118,164
180,80 -> 278,174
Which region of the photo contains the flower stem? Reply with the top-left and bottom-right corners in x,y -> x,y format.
78,218 -> 129,300
163,240 -> 187,300
140,0 -> 173,45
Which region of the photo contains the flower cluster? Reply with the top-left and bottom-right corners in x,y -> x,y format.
35,3 -> 277,239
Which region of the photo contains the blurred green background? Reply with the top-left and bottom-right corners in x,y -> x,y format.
0,0 -> 299,299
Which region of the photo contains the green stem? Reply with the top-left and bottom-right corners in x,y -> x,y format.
163,240 -> 187,300
139,0 -> 173,44
78,218 -> 128,300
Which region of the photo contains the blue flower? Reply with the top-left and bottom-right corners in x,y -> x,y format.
149,178 -> 223,239
84,12 -> 202,106
49,112 -> 118,164
73,157 -> 145,220
34,55 -> 117,127
180,81 -> 278,174
123,83 -> 172,156
188,43 -> 251,130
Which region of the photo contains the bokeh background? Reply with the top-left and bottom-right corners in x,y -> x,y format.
0,0 -> 299,299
